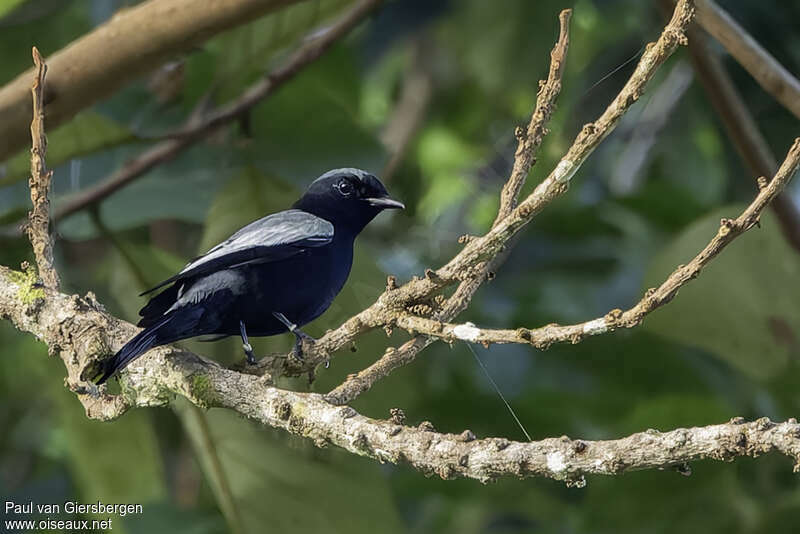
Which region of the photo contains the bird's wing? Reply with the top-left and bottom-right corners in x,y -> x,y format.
140,209 -> 333,296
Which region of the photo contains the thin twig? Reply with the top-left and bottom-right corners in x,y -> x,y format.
380,34 -> 434,182
26,47 -> 59,290
494,8 -> 572,224
694,0 -> 800,120
393,139 -> 800,347
50,0 -> 383,222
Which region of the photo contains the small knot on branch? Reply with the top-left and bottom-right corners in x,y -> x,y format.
719,217 -> 735,236
407,303 -> 433,316
418,420 -> 436,432
458,429 -> 477,442
389,407 -> 406,425
424,268 -> 440,281
516,328 -> 531,341
603,308 -> 623,326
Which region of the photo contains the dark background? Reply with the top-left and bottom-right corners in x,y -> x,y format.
1,0 -> 799,532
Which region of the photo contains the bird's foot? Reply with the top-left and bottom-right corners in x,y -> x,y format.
240,320 -> 258,365
86,382 -> 101,398
243,342 -> 257,365
291,331 -> 316,362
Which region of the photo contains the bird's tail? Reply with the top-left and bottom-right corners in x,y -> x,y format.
96,312 -> 186,385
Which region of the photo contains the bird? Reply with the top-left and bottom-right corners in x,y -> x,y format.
95,168 -> 403,384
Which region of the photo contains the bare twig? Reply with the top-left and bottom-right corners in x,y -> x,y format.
675,3 -> 800,252
26,47 -> 59,290
323,0 -> 694,402
2,267 -> 799,482
51,0 -> 383,222
494,8 -> 572,224
0,0 -> 306,163
380,34 -> 434,182
694,0 -> 800,120
392,139 -> 800,347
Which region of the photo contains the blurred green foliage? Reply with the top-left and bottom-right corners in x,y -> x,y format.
1,0 -> 799,533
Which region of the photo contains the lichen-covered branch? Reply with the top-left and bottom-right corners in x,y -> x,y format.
4,0 -> 800,484
26,48 -> 59,290
1,265 -> 799,483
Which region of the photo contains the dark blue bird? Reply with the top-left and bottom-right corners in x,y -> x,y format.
96,168 -> 403,384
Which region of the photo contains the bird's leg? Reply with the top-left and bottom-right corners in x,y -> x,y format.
272,312 -> 317,362
239,320 -> 257,365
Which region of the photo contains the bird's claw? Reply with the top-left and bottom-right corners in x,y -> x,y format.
243,342 -> 257,365
291,331 -> 316,362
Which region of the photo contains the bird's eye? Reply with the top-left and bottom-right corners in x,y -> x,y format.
335,179 -> 354,197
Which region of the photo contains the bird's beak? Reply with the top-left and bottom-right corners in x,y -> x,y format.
365,196 -> 405,210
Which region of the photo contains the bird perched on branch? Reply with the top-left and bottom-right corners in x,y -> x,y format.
96,168 -> 403,384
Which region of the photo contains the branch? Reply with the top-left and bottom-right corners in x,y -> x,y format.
1,266 -> 799,483
326,8 -> 573,404
494,8 -> 572,224
0,0 -> 306,163
694,0 -> 800,120
67,0 -> 691,390
26,48 -> 59,290
393,138 -> 800,347
322,0 -> 695,402
50,0 -> 383,222
380,34 -> 434,182
5,0 -> 800,484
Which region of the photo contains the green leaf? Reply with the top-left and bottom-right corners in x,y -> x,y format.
176,402 -> 403,534
1,111 -> 136,186
642,206 -> 800,380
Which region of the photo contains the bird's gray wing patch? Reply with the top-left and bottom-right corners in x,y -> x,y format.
141,210 -> 333,295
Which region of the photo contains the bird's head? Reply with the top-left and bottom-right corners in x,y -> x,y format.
293,168 -> 404,233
